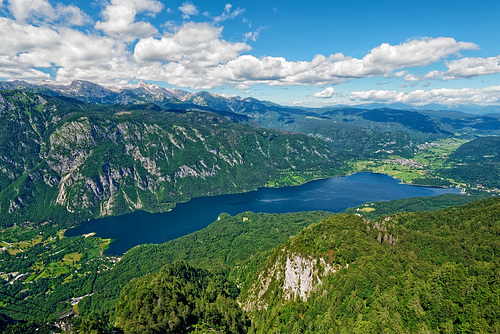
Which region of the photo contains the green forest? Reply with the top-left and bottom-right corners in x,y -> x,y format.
2,198 -> 498,333
1,88 -> 500,333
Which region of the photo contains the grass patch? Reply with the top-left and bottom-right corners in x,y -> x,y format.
62,274 -> 74,284
359,207 -> 375,213
62,252 -> 82,265
7,248 -> 23,255
38,262 -> 71,279
355,160 -> 425,183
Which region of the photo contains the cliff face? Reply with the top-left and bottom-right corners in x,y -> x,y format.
241,250 -> 344,311
237,214 -> 392,312
0,91 -> 348,228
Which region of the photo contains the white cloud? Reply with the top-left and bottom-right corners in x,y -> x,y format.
403,73 -> 419,82
194,37 -> 478,88
8,0 -> 54,22
0,16 -> 129,83
55,4 -> 91,26
133,22 -> 250,67
95,0 -> 163,40
313,87 -> 335,98
235,84 -> 249,90
244,31 -> 257,42
362,37 -> 477,71
244,26 -> 264,42
0,66 -> 51,81
350,86 -> 500,106
402,55 -> 500,82
0,17 -> 60,58
7,0 -> 90,26
404,70 -> 444,82
214,3 -> 245,23
394,70 -> 408,78
179,2 -> 198,19
443,55 -> 500,79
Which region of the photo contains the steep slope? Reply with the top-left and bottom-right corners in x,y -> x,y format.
235,198 -> 500,333
114,261 -> 249,334
5,80 -> 500,161
438,136 -> 500,189
0,91 -> 349,228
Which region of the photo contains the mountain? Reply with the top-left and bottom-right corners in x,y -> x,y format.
90,197 -> 500,333
234,198 -> 500,333
437,136 -> 500,189
0,90 -> 349,228
3,80 -> 500,156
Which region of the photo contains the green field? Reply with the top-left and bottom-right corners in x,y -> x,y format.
356,138 -> 470,184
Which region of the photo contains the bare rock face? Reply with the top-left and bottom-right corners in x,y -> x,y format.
283,254 -> 336,301
47,118 -> 94,174
243,252 -> 342,311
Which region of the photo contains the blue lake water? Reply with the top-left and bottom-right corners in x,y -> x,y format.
65,173 -> 462,255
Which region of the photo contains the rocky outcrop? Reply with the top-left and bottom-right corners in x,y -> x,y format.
283,254 -> 337,301
243,252 -> 343,311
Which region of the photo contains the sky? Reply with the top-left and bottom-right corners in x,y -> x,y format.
0,0 -> 499,107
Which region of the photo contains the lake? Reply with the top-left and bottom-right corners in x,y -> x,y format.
65,173 -> 462,254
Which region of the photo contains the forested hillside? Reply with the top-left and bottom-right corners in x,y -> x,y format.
438,136 -> 500,189
235,198 -> 500,333
0,91 -> 349,228
10,197 -> 491,334
1,83 -> 499,333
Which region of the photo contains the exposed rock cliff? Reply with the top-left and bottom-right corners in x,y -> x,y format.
242,252 -> 342,311
0,91 -> 349,228
237,214 -> 398,313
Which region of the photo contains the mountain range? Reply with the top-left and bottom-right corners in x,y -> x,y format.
0,79 -> 499,333
3,80 -> 500,158
0,89 -> 349,229
3,79 -> 500,114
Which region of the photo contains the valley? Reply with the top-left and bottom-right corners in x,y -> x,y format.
0,81 -> 499,333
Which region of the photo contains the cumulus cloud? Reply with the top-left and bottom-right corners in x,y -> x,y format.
362,37 -> 477,70
179,2 -> 198,19
0,16 -> 128,83
126,37 -> 481,89
95,0 -> 163,40
8,0 -> 54,22
0,17 -> 60,58
200,37 -> 478,87
313,87 -> 335,98
402,55 -> 500,82
394,70 -> 408,78
55,4 -> 92,26
7,0 -> 90,26
235,84 -> 250,90
350,86 -> 500,106
133,22 -> 250,67
443,55 -> 500,79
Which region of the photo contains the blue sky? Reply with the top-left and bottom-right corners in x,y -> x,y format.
1,0 -> 499,107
